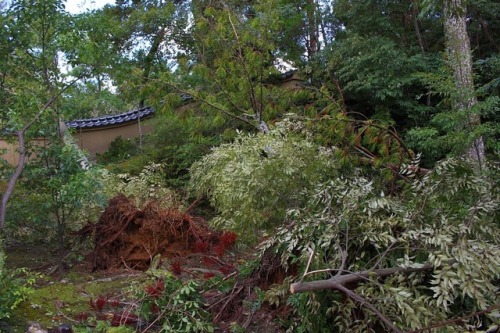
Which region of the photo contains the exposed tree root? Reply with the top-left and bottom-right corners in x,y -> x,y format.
80,195 -> 219,271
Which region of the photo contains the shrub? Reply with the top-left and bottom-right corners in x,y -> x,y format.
189,125 -> 338,241
97,136 -> 140,164
0,242 -> 35,319
150,113 -> 222,189
137,274 -> 214,332
104,163 -> 180,209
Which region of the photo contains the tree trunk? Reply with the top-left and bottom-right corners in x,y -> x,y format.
443,0 -> 485,166
307,0 -> 318,60
0,93 -> 63,230
411,0 -> 427,53
0,131 -> 27,229
139,27 -> 166,108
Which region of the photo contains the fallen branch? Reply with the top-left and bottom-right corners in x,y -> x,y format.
290,264 -> 435,333
407,304 -> 500,333
335,283 -> 403,333
290,263 -> 433,293
54,300 -> 79,324
86,273 -> 142,284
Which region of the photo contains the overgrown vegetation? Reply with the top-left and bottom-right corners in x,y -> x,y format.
263,157 -> 499,332
1,0 -> 499,331
190,123 -> 338,240
0,242 -> 35,320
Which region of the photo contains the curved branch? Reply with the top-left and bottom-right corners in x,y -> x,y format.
290,263 -> 438,333
0,76 -> 82,230
165,83 -> 259,130
335,284 -> 403,333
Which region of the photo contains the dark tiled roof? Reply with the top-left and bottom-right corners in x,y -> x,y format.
180,93 -> 193,102
65,107 -> 154,130
280,70 -> 297,80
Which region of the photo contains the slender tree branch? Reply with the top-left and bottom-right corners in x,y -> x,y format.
407,304 -> 500,333
300,246 -> 315,282
290,263 -> 442,333
165,83 -> 258,129
226,9 -> 269,132
335,283 -> 403,333
290,262 -> 433,293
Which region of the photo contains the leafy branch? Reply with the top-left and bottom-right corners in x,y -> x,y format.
0,76 -> 82,230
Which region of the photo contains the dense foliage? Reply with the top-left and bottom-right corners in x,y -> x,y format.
0,243 -> 35,320
263,157 -> 499,332
1,0 -> 499,331
190,123 -> 337,239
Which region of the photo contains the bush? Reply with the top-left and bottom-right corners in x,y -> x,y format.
106,153 -> 152,176
189,124 -> 338,241
97,136 -> 140,164
104,163 -> 180,209
0,242 -> 35,319
150,113 -> 222,189
137,273 -> 214,332
6,144 -> 109,270
72,269 -> 214,332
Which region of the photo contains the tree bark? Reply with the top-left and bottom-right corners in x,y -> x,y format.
443,0 -> 485,166
477,15 -> 500,53
139,27 -> 166,108
411,0 -> 427,53
306,0 -> 318,60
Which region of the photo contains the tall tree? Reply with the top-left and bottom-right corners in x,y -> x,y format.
443,0 -> 484,165
172,0 -> 292,133
100,0 -> 189,107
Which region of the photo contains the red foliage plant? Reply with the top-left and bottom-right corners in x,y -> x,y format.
213,231 -> 238,257
111,310 -> 139,326
194,240 -> 210,253
213,243 -> 226,257
203,272 -> 215,279
170,260 -> 183,276
75,312 -> 90,322
220,231 -> 237,247
145,279 -> 165,297
219,264 -> 234,275
203,256 -> 219,267
89,296 -> 107,311
110,299 -> 121,307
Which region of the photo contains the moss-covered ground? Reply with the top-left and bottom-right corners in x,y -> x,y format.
3,245 -> 143,332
